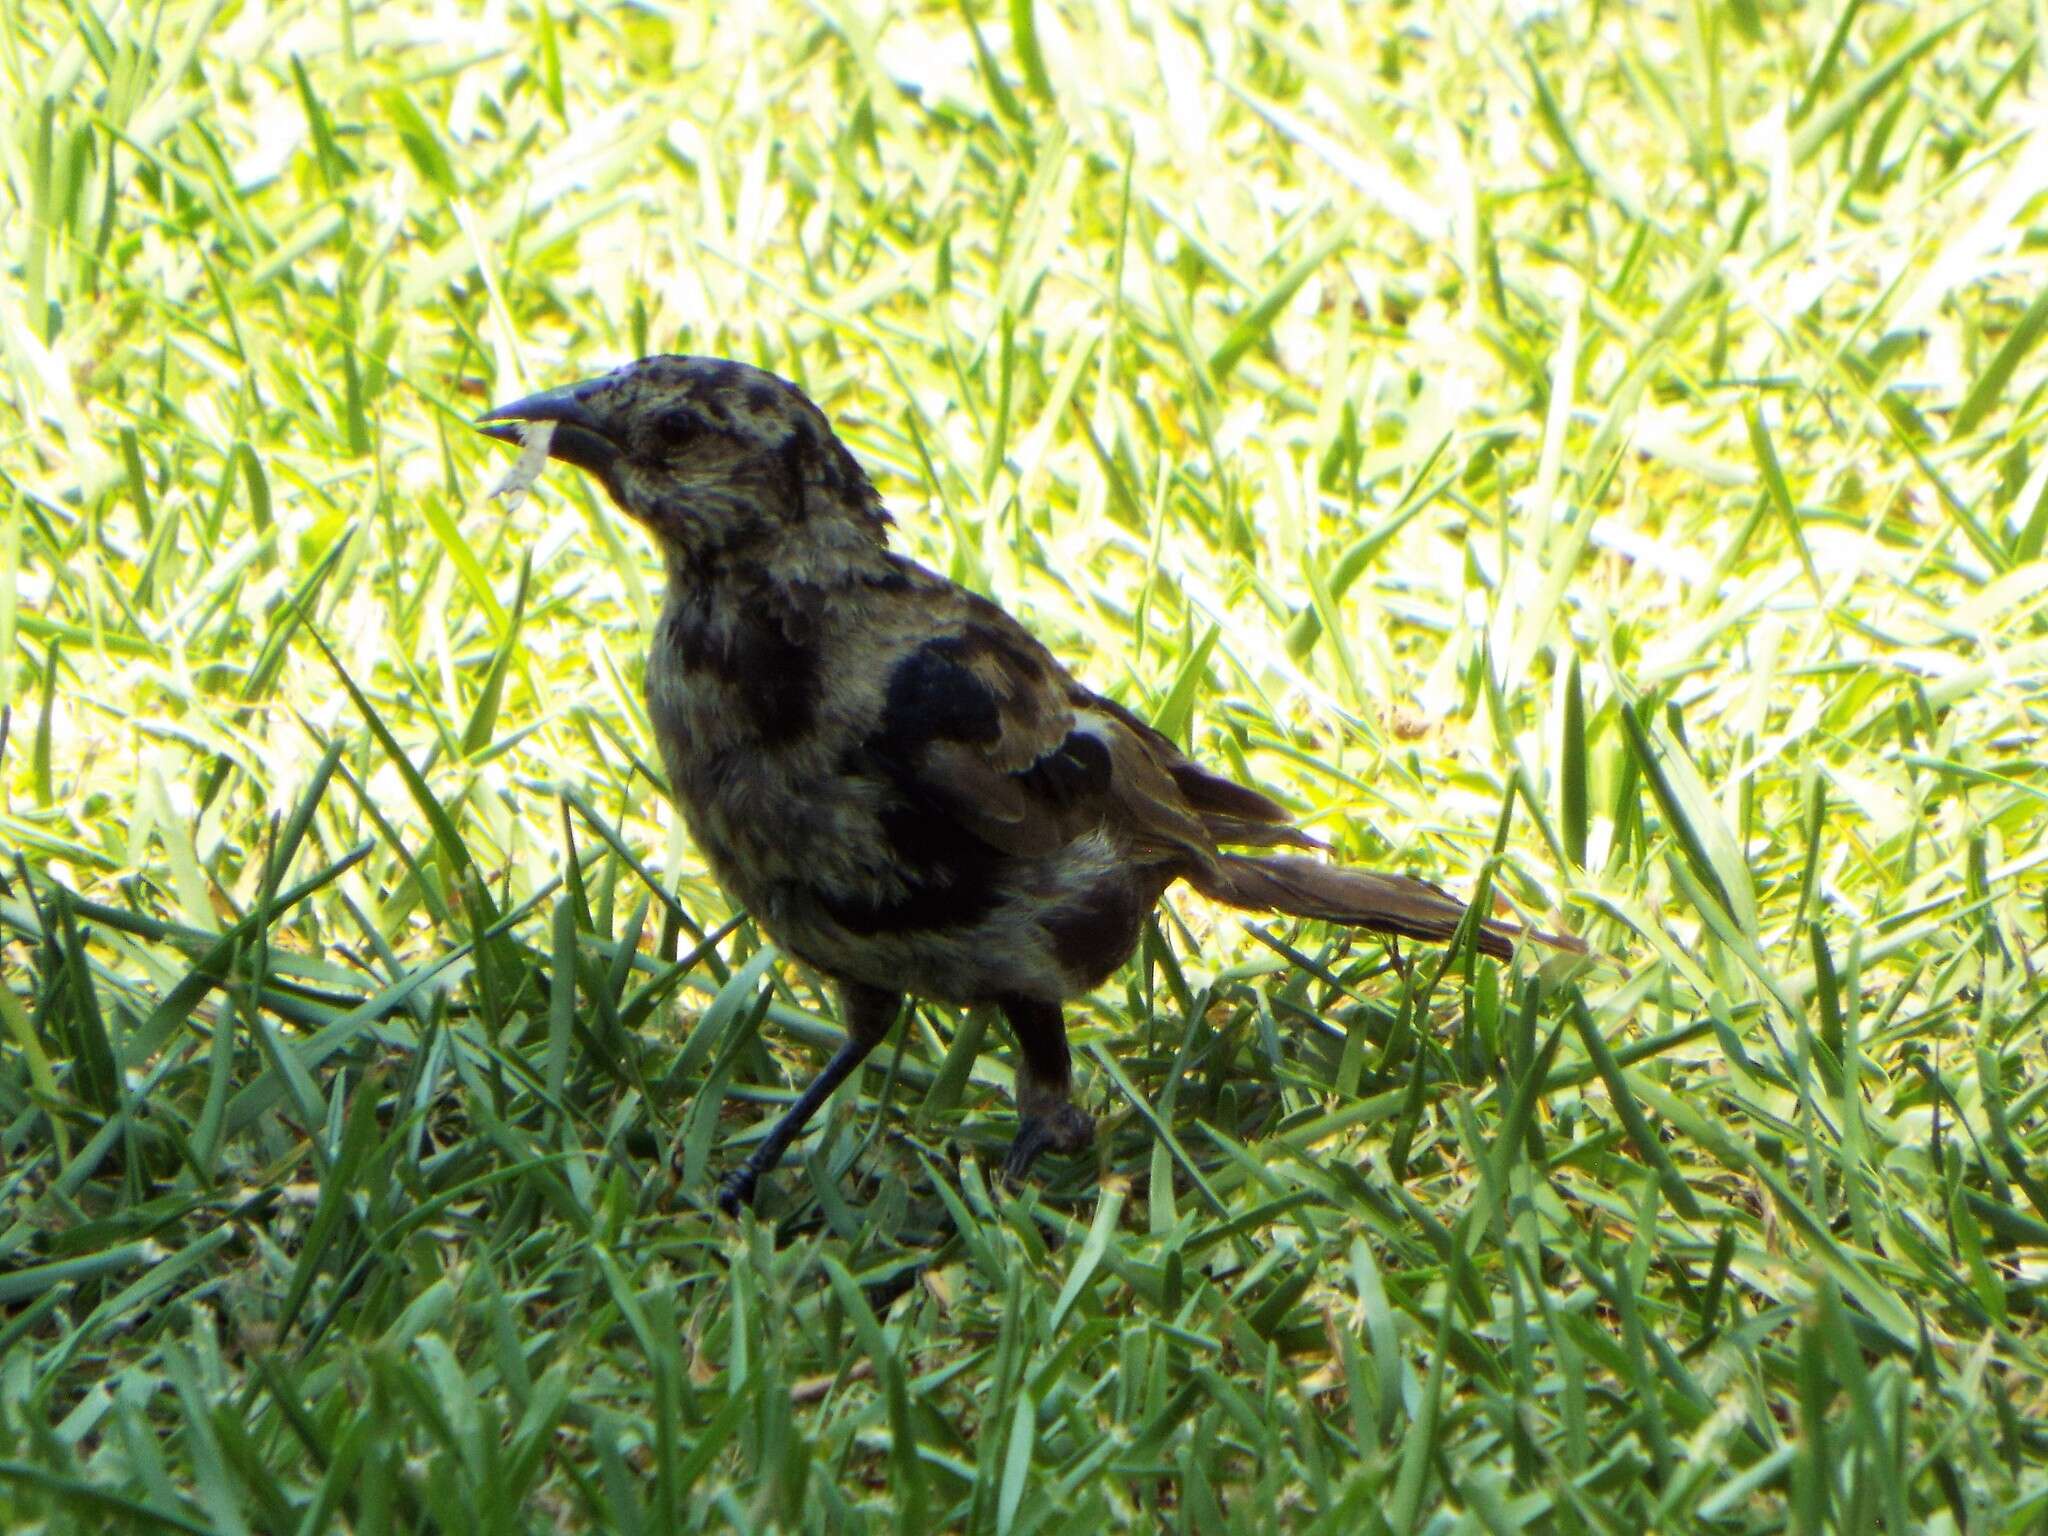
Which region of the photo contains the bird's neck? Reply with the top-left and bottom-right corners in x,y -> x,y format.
660,517 -> 896,597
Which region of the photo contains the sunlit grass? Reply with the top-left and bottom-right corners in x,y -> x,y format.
4,0 -> 2047,1530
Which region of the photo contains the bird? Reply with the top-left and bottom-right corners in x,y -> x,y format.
479,354 -> 1570,1215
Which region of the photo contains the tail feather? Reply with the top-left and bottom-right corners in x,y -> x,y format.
1189,852 -> 1538,961
1198,813 -> 1326,852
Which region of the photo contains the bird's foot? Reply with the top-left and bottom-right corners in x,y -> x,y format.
716,1164 -> 761,1217
1003,1102 -> 1095,1183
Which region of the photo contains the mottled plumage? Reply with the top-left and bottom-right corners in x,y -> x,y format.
481,355 -> 1567,1214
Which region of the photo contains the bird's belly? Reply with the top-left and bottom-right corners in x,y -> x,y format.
668,750 -> 1151,1002
657,745 -> 872,934
765,839 -> 1156,1005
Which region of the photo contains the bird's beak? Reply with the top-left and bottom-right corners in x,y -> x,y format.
476,384 -> 623,482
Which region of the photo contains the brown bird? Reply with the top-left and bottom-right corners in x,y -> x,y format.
480,355 -> 1566,1214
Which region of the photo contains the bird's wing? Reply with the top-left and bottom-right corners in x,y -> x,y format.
863,571 -> 1313,868
876,620 -> 1098,857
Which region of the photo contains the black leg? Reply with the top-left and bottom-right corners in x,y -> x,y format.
998,996 -> 1095,1181
717,982 -> 901,1215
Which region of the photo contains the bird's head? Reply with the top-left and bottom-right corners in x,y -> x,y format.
478,355 -> 891,577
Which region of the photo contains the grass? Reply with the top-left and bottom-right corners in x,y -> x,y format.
3,0 -> 2047,1529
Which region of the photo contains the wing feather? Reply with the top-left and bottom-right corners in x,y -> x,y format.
864,573 -> 1312,871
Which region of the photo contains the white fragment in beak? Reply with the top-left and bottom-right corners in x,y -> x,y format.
488,419 -> 557,512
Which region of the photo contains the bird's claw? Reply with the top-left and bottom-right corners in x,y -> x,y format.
716,1165 -> 759,1217
1002,1104 -> 1094,1183
1004,1121 -> 1055,1182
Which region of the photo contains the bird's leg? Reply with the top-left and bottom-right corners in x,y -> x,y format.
717,981 -> 902,1216
999,996 -> 1095,1181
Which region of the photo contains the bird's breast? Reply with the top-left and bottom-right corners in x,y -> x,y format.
645,638 -> 867,901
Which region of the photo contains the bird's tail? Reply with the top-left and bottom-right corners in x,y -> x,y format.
1187,852 -> 1549,962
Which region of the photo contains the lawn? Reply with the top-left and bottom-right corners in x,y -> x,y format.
4,0 -> 2047,1530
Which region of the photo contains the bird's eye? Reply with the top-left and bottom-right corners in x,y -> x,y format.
652,406 -> 708,446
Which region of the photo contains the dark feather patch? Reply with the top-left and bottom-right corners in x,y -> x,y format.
821,800 -> 1003,934
864,560 -> 916,593
686,358 -> 743,401
1019,730 -> 1111,806
775,425 -> 815,519
666,593 -> 820,747
1039,873 -> 1148,987
881,638 -> 1002,747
